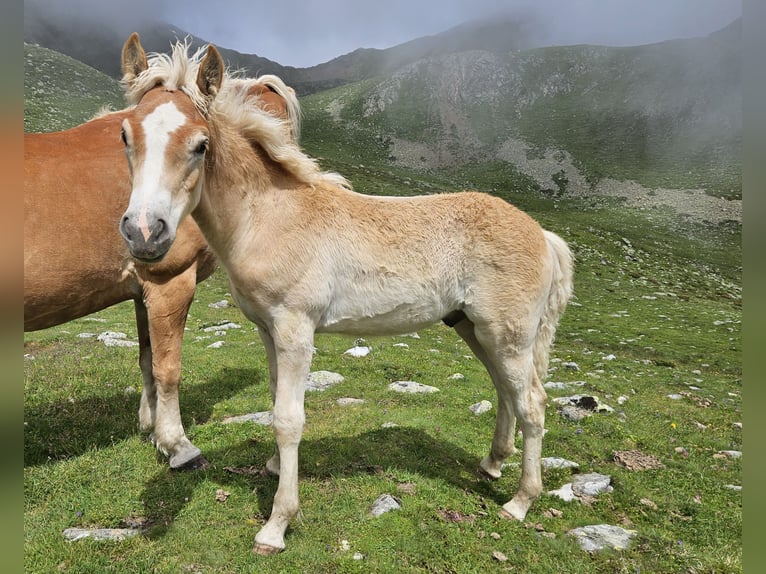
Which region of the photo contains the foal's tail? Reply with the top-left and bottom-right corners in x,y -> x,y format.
533,230 -> 574,383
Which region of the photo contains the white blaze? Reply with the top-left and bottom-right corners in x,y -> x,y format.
135,102 -> 187,240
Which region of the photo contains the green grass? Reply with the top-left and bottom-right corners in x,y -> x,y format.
24,191 -> 742,572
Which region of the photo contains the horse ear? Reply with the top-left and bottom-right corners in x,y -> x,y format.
121,32 -> 148,84
197,45 -> 224,100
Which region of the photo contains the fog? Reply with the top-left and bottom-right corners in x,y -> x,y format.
24,0 -> 741,67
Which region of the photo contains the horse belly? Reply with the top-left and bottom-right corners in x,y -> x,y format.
317,280 -> 459,336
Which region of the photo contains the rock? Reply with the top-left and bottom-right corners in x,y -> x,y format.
552,395 -> 614,413
392,343 -> 409,349
563,361 -> 580,371
492,550 -> 508,562
208,300 -> 230,309
448,373 -> 465,380
221,411 -> 273,425
306,370 -> 345,391
97,331 -> 139,348
667,393 -> 683,400
63,527 -> 142,541
568,524 -> 636,551
560,405 -> 592,421
202,322 -> 241,332
544,382 -> 569,390
469,400 -> 492,415
344,346 -> 371,357
369,494 -> 401,516
336,397 -> 365,406
388,381 -> 439,394
548,483 -> 576,502
381,422 -> 399,428
572,473 -> 613,497
542,457 -> 580,470
716,450 -> 742,459
207,341 -> 224,349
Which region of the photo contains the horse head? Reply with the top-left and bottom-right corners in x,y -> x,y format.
118,33 -> 224,263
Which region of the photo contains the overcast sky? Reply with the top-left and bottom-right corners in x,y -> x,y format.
28,0 -> 742,68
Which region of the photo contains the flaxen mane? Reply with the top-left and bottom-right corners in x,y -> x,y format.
212,76 -> 350,189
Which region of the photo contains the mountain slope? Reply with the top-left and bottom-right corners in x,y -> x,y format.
24,43 -> 124,133
300,20 -> 741,200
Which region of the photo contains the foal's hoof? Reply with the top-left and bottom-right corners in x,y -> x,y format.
253,542 -> 284,556
171,454 -> 210,471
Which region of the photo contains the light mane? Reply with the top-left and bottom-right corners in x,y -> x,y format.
121,38 -> 211,115
213,79 -> 350,189
225,75 -> 302,140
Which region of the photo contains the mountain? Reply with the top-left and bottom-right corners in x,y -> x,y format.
23,5 -> 741,202
299,19 -> 741,199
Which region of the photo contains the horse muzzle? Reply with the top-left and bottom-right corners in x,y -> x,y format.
119,214 -> 174,263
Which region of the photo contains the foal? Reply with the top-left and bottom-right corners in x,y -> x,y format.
117,34 -> 573,554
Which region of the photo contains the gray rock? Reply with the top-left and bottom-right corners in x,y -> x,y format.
336,397 -> 365,406
388,381 -> 439,394
344,346 -> 371,357
63,527 -> 142,541
306,370 -> 345,391
221,411 -> 273,425
208,300 -> 230,309
572,473 -> 613,497
369,494 -> 401,516
469,400 -> 493,415
552,395 -> 614,413
202,322 -> 241,332
548,483 -> 576,502
542,457 -> 580,470
568,524 -> 636,551
97,331 -> 139,348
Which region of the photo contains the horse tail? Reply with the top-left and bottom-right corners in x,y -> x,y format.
534,230 -> 574,383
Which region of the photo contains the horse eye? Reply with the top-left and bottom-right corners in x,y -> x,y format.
194,138 -> 209,155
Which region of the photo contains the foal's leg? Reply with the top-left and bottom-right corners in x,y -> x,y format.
453,318 -> 517,479
142,267 -> 204,469
474,323 -> 547,522
253,313 -> 314,555
257,328 -> 281,475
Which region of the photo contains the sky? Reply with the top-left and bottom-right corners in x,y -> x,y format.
27,0 -> 742,68
154,0 -> 742,67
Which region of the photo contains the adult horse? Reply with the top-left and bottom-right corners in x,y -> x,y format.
117,34 -> 573,554
24,50 -> 300,469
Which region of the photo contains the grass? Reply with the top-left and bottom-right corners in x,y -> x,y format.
24,188 -> 742,572
24,42 -> 741,573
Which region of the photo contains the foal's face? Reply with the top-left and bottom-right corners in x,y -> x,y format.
119,88 -> 210,262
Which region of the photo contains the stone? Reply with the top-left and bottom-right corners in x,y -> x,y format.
469,400 -> 492,415
63,527 -> 142,541
221,411 -> 273,425
568,524 -> 636,551
306,370 -> 345,391
344,346 -> 371,357
97,331 -> 139,348
548,483 -> 576,502
572,473 -> 613,497
388,381 -> 439,394
369,494 -> 401,516
202,322 -> 241,332
542,457 -> 580,470
337,397 -> 365,406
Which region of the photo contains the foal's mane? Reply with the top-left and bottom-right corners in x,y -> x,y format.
213,78 -> 350,189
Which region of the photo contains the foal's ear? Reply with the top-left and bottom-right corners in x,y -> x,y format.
197,44 -> 225,100
121,32 -> 148,84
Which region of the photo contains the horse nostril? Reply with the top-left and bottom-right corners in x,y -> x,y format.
156,218 -> 167,240
120,216 -> 133,241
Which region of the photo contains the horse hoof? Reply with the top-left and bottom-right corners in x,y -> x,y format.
253,542 -> 283,556
171,454 -> 209,471
477,466 -> 501,481
498,508 -> 518,520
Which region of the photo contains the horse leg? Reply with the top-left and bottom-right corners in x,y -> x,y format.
257,328 -> 281,475
452,317 -> 517,479
473,322 -> 547,522
134,299 -> 157,435
253,314 -> 314,555
143,266 -> 204,469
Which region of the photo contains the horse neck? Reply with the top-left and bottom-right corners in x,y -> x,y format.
193,121 -> 293,259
